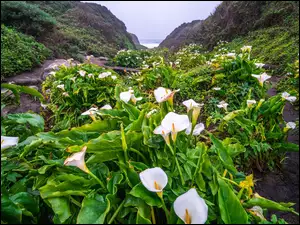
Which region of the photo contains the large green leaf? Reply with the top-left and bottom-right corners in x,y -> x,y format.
7,113 -> 44,132
10,192 -> 39,216
86,150 -> 122,164
47,197 -> 71,223
130,183 -> 162,207
217,177 -> 248,224
77,194 -> 108,224
209,134 -> 237,174
124,195 -> 152,224
1,194 -> 22,224
122,102 -> 140,121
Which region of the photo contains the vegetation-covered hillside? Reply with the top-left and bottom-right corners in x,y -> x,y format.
159,1 -> 299,73
1,1 -> 137,62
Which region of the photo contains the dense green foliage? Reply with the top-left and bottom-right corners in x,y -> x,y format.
1,25 -> 51,79
1,1 -> 57,36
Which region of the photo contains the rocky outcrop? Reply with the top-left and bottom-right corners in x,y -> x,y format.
129,32 -> 147,50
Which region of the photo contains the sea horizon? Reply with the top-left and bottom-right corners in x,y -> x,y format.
140,39 -> 162,48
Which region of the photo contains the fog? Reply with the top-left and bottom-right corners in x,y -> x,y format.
82,1 -> 221,41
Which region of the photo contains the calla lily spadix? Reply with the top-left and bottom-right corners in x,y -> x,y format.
1,136 -> 19,150
161,112 -> 190,142
154,87 -> 180,103
64,146 -> 89,173
281,92 -> 297,102
217,100 -> 228,111
247,100 -> 257,108
153,125 -> 171,145
252,72 -> 271,86
100,104 -> 112,110
174,188 -> 208,224
185,123 -> 205,136
139,167 -> 168,193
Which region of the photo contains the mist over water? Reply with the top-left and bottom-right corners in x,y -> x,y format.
140,39 -> 162,48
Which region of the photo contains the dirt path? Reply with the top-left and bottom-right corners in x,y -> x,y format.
254,75 -> 299,224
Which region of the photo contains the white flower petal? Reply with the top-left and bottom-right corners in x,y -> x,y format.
174,188 -> 208,224
111,75 -> 117,80
154,87 -> 179,103
161,112 -> 190,132
81,107 -> 99,115
57,84 -> 65,90
193,123 -> 205,135
100,104 -> 112,110
286,122 -> 296,129
79,70 -> 86,77
182,99 -> 201,111
247,100 -> 257,107
1,136 -> 19,150
120,91 -> 132,103
139,167 -> 168,192
64,146 -> 88,173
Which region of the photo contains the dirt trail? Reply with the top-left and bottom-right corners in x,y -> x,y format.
254,75 -> 299,224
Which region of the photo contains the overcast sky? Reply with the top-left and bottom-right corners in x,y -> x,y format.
82,1 -> 221,41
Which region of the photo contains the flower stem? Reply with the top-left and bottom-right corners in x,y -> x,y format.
129,147 -> 148,164
221,176 -> 239,187
108,199 -> 126,224
167,144 -> 185,186
88,171 -> 106,190
159,195 -> 169,224
69,196 -> 81,208
151,206 -> 156,224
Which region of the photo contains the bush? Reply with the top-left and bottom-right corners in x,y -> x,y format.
1,24 -> 51,79
113,49 -> 151,68
1,1 -> 56,37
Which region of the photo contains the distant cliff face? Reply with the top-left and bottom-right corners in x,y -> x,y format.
129,33 -> 140,45
3,1 -> 137,59
159,1 -> 299,51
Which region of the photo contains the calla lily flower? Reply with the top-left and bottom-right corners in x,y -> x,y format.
185,123 -> 205,136
1,136 -> 19,150
286,122 -> 296,129
57,84 -> 65,90
139,167 -> 168,193
70,77 -> 76,82
88,73 -> 94,78
217,100 -> 229,111
153,125 -> 171,144
62,92 -> 69,97
48,71 -> 56,76
64,146 -> 89,173
241,45 -> 252,52
255,63 -> 265,68
154,87 -> 180,103
247,100 -> 257,108
281,92 -> 297,102
161,112 -> 190,142
120,89 -> 142,104
81,107 -> 99,116
100,104 -> 112,110
98,72 -> 111,78
213,87 -> 221,90
252,72 -> 271,86
182,99 -> 203,126
111,75 -> 117,80
41,103 -> 48,109
79,70 -> 86,77
174,188 -> 208,224
226,53 -> 236,58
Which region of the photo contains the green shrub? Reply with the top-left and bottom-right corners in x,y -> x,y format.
1,24 -> 51,79
1,1 -> 56,37
113,50 -> 151,68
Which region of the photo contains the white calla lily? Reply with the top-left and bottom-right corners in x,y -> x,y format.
62,92 -> 69,97
281,92 -> 297,102
139,167 -> 168,193
174,188 -> 208,224
161,112 -> 190,142
100,104 -> 112,110
57,84 -> 65,90
98,72 -> 112,79
79,70 -> 86,77
111,75 -> 117,80
286,122 -> 296,129
81,107 -> 99,116
1,136 -> 19,150
251,72 -> 271,86
146,109 -> 158,118
154,87 -> 180,103
64,146 -> 89,173
226,53 -> 236,58
241,45 -> 252,52
185,123 -> 205,136
182,99 -> 203,112
88,73 -> 94,78
217,100 -> 229,111
120,89 -> 142,104
213,87 -> 221,90
255,63 -> 265,68
70,77 -> 76,82
41,102 -> 48,109
247,100 -> 257,108
153,125 -> 171,145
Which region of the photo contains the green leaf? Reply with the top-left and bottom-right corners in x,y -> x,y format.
86,150 -> 123,164
7,113 -> 44,132
209,134 -> 237,174
217,177 -> 248,224
10,192 -> 39,216
107,172 -> 123,195
48,197 -> 71,223
77,195 -> 108,224
129,161 -> 149,171
130,183 -> 162,207
124,195 -> 152,224
122,102 -> 140,121
1,194 -> 22,224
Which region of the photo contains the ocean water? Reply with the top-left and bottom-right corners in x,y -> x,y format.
140,39 -> 162,49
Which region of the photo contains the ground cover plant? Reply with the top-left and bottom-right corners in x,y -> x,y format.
1,43 -> 299,224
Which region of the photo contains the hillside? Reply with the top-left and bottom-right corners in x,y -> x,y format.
1,1 -> 137,62
159,1 -> 299,71
129,32 -> 147,50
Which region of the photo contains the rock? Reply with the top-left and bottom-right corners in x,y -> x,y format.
98,56 -> 109,61
41,59 -> 73,81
